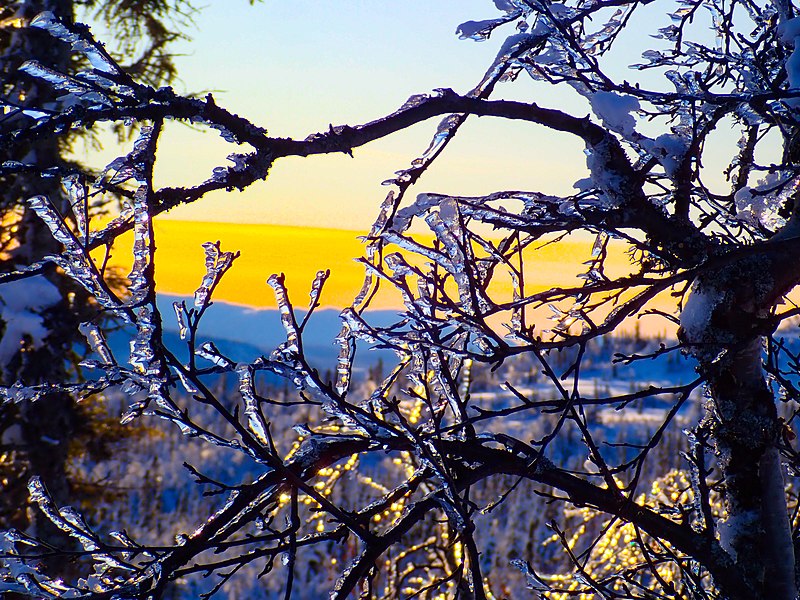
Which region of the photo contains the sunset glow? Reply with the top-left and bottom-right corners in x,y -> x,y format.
101,220 -> 680,336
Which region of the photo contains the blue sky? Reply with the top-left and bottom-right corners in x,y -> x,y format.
78,1 -> 745,230
124,1 -> 590,228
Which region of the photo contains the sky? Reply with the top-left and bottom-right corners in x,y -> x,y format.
76,0 -> 750,231
105,220 -> 684,335
78,0 -> 737,326
107,220 -> 604,309
83,1 -> 592,230
80,1 -> 587,313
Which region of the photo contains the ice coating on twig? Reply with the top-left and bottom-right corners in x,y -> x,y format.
366,191 -> 396,239
26,196 -> 118,310
307,269 -> 329,312
195,341 -> 234,369
456,14 -> 522,41
26,195 -> 79,250
175,368 -> 199,394
19,61 -> 104,98
427,351 -> 464,424
26,477 -> 128,562
391,193 -> 441,234
194,242 -> 237,308
126,142 -> 162,376
30,12 -> 121,75
78,322 -> 114,365
172,300 -> 189,340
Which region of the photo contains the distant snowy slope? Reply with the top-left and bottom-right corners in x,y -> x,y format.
101,294 -> 800,392
152,295 -> 398,368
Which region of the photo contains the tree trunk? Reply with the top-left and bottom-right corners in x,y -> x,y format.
706,338 -> 796,599
681,255 -> 799,598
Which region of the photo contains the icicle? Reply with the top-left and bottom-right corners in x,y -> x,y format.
459,358 -> 473,400
124,169 -> 161,375
591,231 -> 609,257
415,115 -> 461,167
173,301 -> 189,340
127,192 -> 153,308
684,429 -> 707,528
125,169 -> 159,368
367,191 -> 397,238
425,207 -> 487,315
427,354 -> 462,423
62,175 -> 88,244
237,364 -> 270,445
334,320 -> 354,396
128,307 -> 158,375
350,249 -> 378,313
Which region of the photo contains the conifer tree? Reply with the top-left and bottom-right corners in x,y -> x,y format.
0,0 -> 195,535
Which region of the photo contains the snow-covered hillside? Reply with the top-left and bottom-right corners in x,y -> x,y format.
106,294 -> 399,371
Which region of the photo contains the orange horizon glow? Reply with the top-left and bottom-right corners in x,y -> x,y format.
102,219 -> 681,337
105,220 -> 601,306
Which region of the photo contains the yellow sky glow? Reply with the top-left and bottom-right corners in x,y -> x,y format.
101,220 -> 681,337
